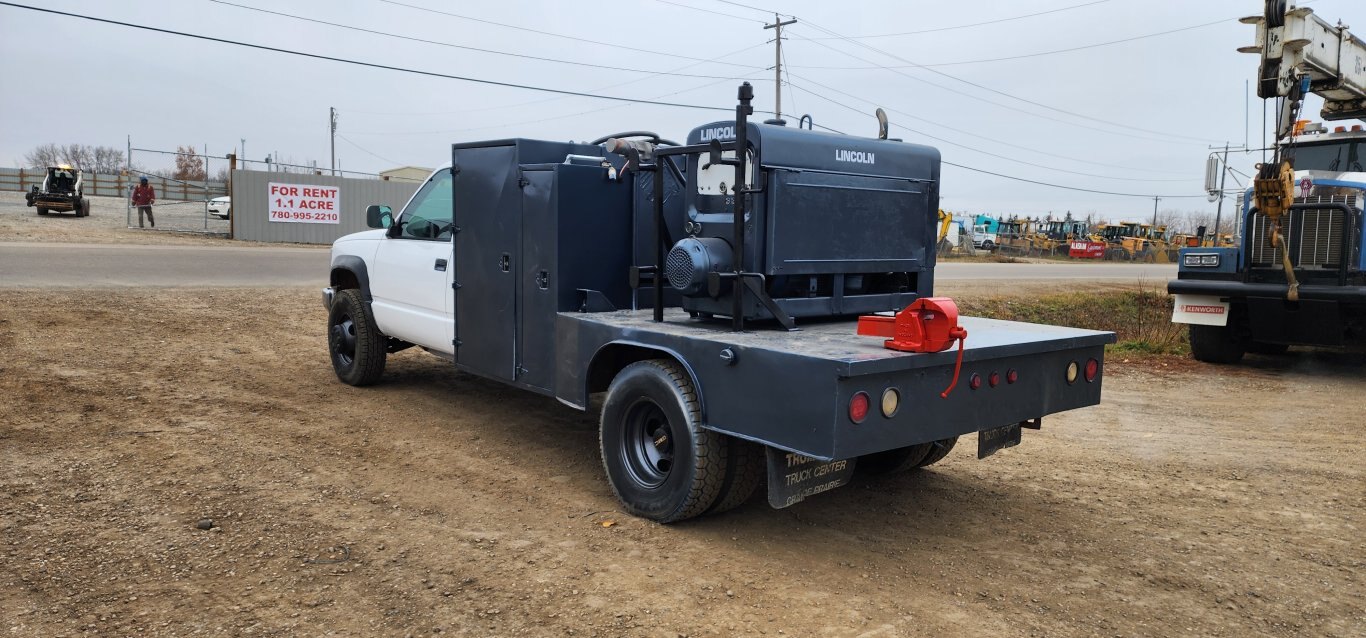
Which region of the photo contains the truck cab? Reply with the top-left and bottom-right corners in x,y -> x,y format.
1170,125 -> 1366,361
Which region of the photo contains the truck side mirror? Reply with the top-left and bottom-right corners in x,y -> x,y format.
366,204 -> 393,229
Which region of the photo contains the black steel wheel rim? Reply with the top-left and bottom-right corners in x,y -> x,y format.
621,399 -> 674,488
330,312 -> 357,368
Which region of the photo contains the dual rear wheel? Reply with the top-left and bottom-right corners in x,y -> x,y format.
599,360 -> 763,523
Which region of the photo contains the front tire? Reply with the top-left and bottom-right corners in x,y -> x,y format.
328,288 -> 386,386
600,360 -> 726,523
1189,323 -> 1246,364
36,207 -> 48,216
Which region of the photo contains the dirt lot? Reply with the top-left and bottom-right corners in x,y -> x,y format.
1,285 -> 1361,637
0,191 -> 231,245
0,187 -> 1356,636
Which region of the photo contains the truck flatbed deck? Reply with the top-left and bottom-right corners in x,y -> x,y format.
557,309 -> 1115,462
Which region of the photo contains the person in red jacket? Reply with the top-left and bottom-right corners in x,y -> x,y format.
132,177 -> 156,228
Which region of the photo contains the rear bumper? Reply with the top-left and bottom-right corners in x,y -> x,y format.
1168,278 -> 1366,303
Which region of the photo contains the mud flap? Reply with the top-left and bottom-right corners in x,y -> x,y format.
978,422 -> 1024,459
766,448 -> 856,509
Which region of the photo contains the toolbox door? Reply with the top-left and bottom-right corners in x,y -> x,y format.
517,169 -> 556,391
453,145 -> 520,381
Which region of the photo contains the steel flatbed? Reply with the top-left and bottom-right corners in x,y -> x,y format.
556,309 -> 1115,462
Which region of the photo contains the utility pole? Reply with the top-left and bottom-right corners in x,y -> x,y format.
1151,196 -> 1160,228
763,13 -> 797,121
241,138 -> 246,170
330,107 -> 338,176
1207,143 -> 1247,242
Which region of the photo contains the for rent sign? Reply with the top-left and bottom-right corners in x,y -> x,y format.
268,182 -> 340,224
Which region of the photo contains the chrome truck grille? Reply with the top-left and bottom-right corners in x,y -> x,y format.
1247,195 -> 1355,268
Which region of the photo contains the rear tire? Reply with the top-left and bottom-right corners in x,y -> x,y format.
1189,323 -> 1246,364
77,199 -> 90,217
327,288 -> 387,386
915,437 -> 959,468
858,443 -> 932,475
1248,341 -> 1290,355
600,360 -> 726,523
707,436 -> 765,514
36,207 -> 47,216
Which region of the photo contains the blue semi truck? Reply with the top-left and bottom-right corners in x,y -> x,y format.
1169,2 -> 1366,363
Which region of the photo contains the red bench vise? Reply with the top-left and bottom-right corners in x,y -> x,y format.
857,297 -> 969,397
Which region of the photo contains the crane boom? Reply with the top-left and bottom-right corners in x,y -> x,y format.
1240,2 -> 1366,123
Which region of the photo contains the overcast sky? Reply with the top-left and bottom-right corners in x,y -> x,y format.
2,0 -> 1363,219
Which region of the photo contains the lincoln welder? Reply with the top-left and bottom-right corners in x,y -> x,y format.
323,82 -> 1114,523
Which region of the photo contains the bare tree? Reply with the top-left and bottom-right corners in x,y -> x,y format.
213,166 -> 230,182
24,143 -> 63,168
91,146 -> 125,173
24,143 -> 125,173
173,145 -> 206,181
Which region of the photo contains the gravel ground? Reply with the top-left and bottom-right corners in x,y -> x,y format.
0,287 -> 1362,638
0,190 -> 231,245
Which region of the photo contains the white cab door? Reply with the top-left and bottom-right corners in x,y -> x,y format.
369,169 -> 455,352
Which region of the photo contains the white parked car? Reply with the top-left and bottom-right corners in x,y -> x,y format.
207,196 -> 231,219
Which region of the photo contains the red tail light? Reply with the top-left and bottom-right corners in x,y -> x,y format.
988,372 -> 1000,388
1006,369 -> 1018,384
849,392 -> 870,423
969,373 -> 982,390
1084,358 -> 1099,382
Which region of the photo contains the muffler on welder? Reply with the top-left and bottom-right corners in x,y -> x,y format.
857,297 -> 969,398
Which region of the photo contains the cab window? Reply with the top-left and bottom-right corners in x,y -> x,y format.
398,169 -> 453,240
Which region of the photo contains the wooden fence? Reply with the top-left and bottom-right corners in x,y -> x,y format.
0,167 -> 227,201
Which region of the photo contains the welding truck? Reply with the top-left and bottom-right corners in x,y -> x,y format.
1171,2 -> 1366,362
324,84 -> 1114,523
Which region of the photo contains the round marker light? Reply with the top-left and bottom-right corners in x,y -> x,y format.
880,388 -> 900,418
969,373 -> 982,390
1066,361 -> 1079,384
849,392 -> 870,423
1006,369 -> 1018,384
988,372 -> 1000,388
1084,358 -> 1099,382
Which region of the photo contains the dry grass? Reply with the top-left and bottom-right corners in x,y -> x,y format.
957,284 -> 1187,355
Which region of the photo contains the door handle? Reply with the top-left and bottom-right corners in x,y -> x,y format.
499,253 -> 511,272
434,258 -> 447,272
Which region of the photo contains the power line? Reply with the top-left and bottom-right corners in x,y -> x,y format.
711,0 -> 787,17
942,160 -> 1208,198
785,71 -> 1189,177
349,72 -> 766,136
783,81 -> 1206,198
655,0 -> 766,24
786,28 -> 1201,146
791,18 -> 1230,68
337,134 -> 404,166
793,19 -> 1222,144
206,0 -> 743,80
786,81 -> 1193,183
343,42 -> 768,117
800,0 -> 1114,39
0,2 -> 763,115
377,0 -> 763,68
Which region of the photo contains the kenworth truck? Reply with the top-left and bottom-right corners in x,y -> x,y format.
324,84 -> 1114,522
1170,2 -> 1366,363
